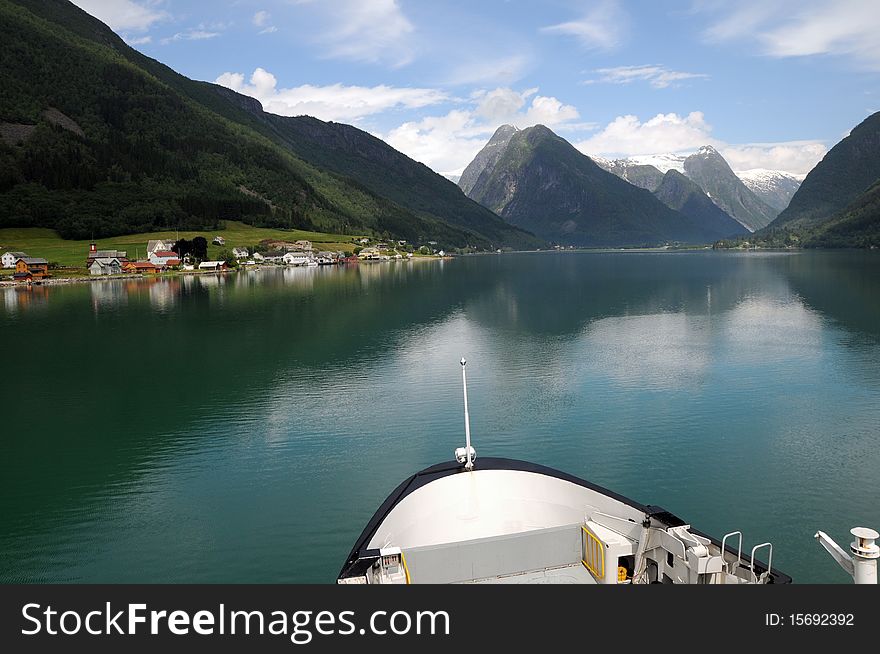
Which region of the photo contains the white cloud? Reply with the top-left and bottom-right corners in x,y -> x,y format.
577,112 -> 717,157
703,0 -> 880,70
576,111 -> 827,175
384,110 -> 486,176
124,35 -> 152,46
161,20 -> 230,44
292,0 -> 415,66
446,55 -> 530,86
540,0 -> 627,50
164,30 -> 221,43
384,88 -> 582,175
71,0 -> 167,32
585,64 -> 709,89
252,10 -> 277,34
214,68 -> 448,122
720,141 -> 827,175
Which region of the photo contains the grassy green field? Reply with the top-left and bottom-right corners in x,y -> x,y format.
0,221 -> 363,272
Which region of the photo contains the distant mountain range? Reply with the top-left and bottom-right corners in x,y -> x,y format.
592,147 -> 789,232
0,0 -> 539,249
459,124 -> 747,246
735,169 -> 803,211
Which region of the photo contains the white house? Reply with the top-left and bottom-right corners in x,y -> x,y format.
146,239 -> 175,255
283,251 -> 311,266
89,257 -> 122,276
148,250 -> 179,266
261,251 -> 286,263
252,252 -> 265,262
198,261 -> 227,271
2,251 -> 27,268
232,247 -> 249,259
212,236 -> 226,246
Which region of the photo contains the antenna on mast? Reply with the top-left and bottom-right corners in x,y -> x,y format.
454,357 -> 476,470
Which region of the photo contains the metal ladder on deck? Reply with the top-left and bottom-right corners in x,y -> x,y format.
720,531 -> 773,584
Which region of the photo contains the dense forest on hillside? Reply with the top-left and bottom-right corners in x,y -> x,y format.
0,0 -> 518,248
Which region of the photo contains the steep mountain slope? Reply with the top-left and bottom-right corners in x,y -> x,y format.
653,170 -> 747,238
0,0 -> 533,248
459,124 -> 518,195
736,169 -> 802,211
683,146 -> 778,231
463,125 -> 736,246
770,111 -> 880,231
592,158 -> 665,191
802,179 -> 880,248
212,109 -> 540,249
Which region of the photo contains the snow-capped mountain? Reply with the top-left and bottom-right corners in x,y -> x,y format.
734,169 -> 804,211
590,156 -> 665,191
587,146 -> 807,227
624,153 -> 688,175
681,146 -> 777,231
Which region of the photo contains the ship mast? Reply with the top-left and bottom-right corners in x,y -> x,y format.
456,357 -> 475,470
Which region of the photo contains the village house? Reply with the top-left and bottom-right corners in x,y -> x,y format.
123,261 -> 161,274
252,252 -> 265,262
212,236 -> 226,246
148,250 -> 179,266
261,250 -> 286,263
232,247 -> 249,259
86,242 -> 128,264
198,261 -> 227,271
357,237 -> 370,245
146,239 -> 176,255
2,251 -> 27,268
358,247 -> 381,260
88,257 -> 122,276
15,257 -> 49,278
283,251 -> 311,266
315,251 -> 343,265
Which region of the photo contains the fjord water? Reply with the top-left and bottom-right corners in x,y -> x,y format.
2,251 -> 879,583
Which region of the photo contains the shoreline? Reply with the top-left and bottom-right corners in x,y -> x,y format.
0,256 -> 448,288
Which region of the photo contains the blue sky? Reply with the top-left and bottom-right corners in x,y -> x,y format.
72,0 -> 879,176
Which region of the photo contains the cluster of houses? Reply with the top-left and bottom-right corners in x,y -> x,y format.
85,239 -> 228,276
1,251 -> 50,282
3,232 -> 431,284
236,239 -> 360,266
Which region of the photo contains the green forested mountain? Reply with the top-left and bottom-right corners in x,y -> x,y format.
463,125 -> 744,246
0,0 -> 536,248
801,179 -> 880,248
770,111 -> 880,231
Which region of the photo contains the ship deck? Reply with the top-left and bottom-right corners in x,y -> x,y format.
464,562 -> 597,584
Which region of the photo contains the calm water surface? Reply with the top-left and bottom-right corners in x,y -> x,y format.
1,251 -> 879,583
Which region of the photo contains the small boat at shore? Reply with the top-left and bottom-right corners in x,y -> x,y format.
338,360 -> 878,585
